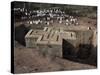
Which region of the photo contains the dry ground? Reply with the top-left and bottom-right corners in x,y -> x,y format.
14,42 -> 96,74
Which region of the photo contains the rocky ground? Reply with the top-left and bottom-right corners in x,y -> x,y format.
14,41 -> 96,74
